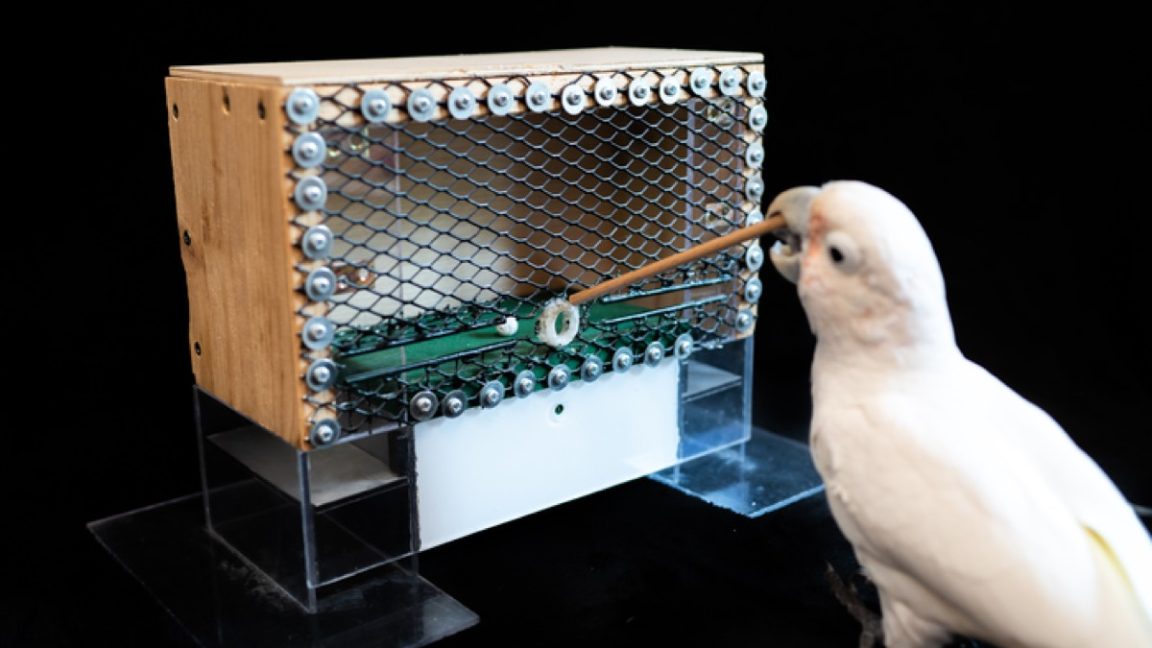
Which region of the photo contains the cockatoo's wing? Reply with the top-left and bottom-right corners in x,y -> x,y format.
813,357 -> 1152,647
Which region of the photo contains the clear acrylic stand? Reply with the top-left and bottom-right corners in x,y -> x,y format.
88,339 -> 821,646
651,338 -> 825,517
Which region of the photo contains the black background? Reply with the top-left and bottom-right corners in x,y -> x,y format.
14,4 -> 1149,646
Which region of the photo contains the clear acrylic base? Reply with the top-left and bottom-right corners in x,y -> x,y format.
650,427 -> 825,517
88,493 -> 478,648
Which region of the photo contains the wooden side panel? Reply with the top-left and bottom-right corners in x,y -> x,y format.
166,77 -> 306,447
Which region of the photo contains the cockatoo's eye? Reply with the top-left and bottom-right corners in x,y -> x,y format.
824,231 -> 863,273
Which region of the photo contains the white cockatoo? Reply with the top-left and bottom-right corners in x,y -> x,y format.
767,181 -> 1152,647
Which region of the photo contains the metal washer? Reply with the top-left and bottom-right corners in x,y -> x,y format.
448,87 -> 478,120
302,316 -> 334,350
749,105 -> 768,133
689,68 -> 712,96
746,175 -> 765,203
360,89 -> 392,124
286,88 -> 320,125
747,71 -> 767,98
745,243 -> 765,272
628,77 -> 651,106
442,390 -> 468,418
407,89 -> 436,122
744,277 -> 763,304
745,143 -> 765,169
294,176 -> 327,212
292,132 -> 326,168
301,224 -> 333,260
674,333 -> 694,360
479,380 -> 505,409
548,365 -> 570,390
561,84 -> 585,115
747,209 -> 764,226
719,68 -> 743,97
644,341 -> 665,367
409,391 -> 439,421
514,370 -> 537,398
594,77 -> 617,107
309,419 -> 340,446
526,82 -> 552,113
613,347 -> 634,372
735,310 -> 755,332
305,267 -> 336,301
306,359 -> 337,391
487,84 -> 515,116
581,356 -> 603,382
659,76 -> 679,105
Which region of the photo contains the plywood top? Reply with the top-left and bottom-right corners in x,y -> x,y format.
170,47 -> 763,86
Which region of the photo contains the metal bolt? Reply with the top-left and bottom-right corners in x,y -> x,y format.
316,427 -> 334,443
566,92 -> 580,106
663,83 -> 676,96
304,185 -> 323,203
414,96 -> 432,112
307,323 -> 326,340
414,395 -> 433,413
446,398 -> 463,415
311,420 -> 338,446
750,106 -> 768,131
635,85 -> 648,98
723,76 -> 736,88
307,232 -> 326,251
484,390 -> 499,406
749,147 -> 764,165
454,95 -> 472,110
599,86 -> 614,100
368,98 -> 387,115
311,275 -> 331,294
494,93 -> 509,107
736,311 -> 754,331
293,96 -> 313,113
586,363 -> 600,377
751,77 -> 765,93
531,91 -> 546,106
694,77 -> 707,90
677,339 -> 691,357
311,364 -> 331,384
516,374 -> 535,397
300,141 -> 318,158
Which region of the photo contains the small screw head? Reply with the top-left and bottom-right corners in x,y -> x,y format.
587,363 -> 600,377
304,185 -> 323,202
307,323 -> 326,340
645,343 -> 664,365
663,83 -> 676,96
599,86 -> 614,100
484,390 -> 499,405
414,395 -> 433,412
693,77 -> 707,90
635,85 -> 648,98
311,275 -> 331,293
745,278 -> 763,303
294,96 -> 313,113
454,95 -> 472,110
494,93 -> 509,107
565,92 -> 580,106
311,420 -> 339,446
308,232 -> 326,251
369,98 -> 387,115
311,364 -> 331,384
678,340 -> 691,356
735,311 -> 754,331
531,91 -> 546,105
518,376 -> 534,394
300,141 -> 318,158
445,396 -> 464,416
723,76 -> 736,88
414,96 -> 432,112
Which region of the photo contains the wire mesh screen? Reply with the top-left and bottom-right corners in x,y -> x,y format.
289,68 -> 764,440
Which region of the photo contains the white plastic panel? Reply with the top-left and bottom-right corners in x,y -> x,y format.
414,361 -> 679,549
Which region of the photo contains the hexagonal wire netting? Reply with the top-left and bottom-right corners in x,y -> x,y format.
289,66 -> 765,440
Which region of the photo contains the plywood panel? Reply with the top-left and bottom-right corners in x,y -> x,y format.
167,78 -> 307,447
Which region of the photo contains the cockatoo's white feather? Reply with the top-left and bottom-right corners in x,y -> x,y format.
769,181 -> 1152,648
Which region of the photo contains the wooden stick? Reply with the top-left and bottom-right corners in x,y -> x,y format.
568,215 -> 787,306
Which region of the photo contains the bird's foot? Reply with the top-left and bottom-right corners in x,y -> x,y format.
825,563 -> 884,648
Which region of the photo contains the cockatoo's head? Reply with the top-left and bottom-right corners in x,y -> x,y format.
768,181 -> 955,353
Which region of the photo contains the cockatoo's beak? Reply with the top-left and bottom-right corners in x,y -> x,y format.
767,186 -> 819,284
